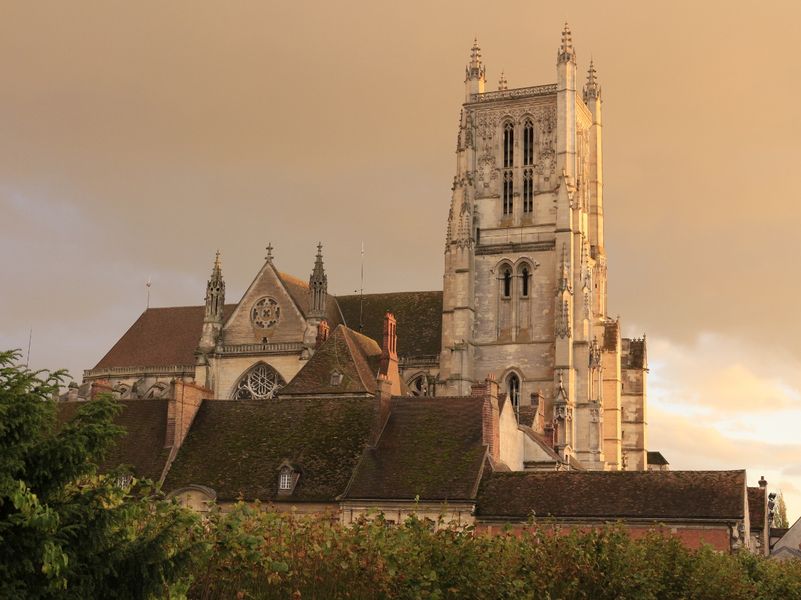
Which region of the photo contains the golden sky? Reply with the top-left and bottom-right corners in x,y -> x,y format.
2,2 -> 800,520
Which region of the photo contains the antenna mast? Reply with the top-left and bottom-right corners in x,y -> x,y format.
359,242 -> 365,331
146,275 -> 152,309
26,328 -> 32,368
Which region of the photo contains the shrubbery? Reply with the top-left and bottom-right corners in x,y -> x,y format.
2,351 -> 801,599
191,506 -> 801,600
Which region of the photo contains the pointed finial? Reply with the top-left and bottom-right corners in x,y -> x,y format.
214,249 -> 221,269
316,241 -> 323,256
467,37 -> 485,80
498,70 -> 508,91
265,242 -> 274,263
583,58 -> 600,101
558,22 -> 576,64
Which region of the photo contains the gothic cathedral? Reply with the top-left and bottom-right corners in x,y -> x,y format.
75,26 -> 648,473
439,27 -> 646,470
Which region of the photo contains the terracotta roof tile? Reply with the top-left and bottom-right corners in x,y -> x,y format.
748,486 -> 766,529
57,400 -> 171,481
93,305 -> 237,369
346,396 -> 487,501
476,470 -> 746,520
280,325 -> 381,396
163,397 -> 375,502
335,291 -> 442,358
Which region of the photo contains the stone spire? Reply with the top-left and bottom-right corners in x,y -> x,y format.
464,37 -> 486,101
198,251 -> 225,353
558,22 -> 576,64
498,70 -> 508,91
583,59 -> 600,102
308,242 -> 327,319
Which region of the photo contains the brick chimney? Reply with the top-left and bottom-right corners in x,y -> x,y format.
369,374 -> 393,446
316,319 -> 330,348
379,312 -> 401,395
479,374 -> 500,463
160,379 -> 211,484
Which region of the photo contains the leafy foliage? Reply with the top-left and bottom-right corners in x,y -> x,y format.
0,350 -> 206,599
775,491 -> 790,528
191,505 -> 801,600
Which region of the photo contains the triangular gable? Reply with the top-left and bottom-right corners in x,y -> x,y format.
280,325 -> 381,396
223,261 -> 309,345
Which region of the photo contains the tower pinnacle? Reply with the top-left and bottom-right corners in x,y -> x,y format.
309,242 -> 328,319
198,250 -> 225,353
464,37 -> 486,100
558,22 -> 576,64
583,59 -> 600,101
498,70 -> 508,91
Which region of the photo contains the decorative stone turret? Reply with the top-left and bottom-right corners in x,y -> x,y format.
464,38 -> 486,101
198,251 -> 225,354
379,312 -> 401,395
583,59 -> 600,102
308,242 -> 327,319
498,70 -> 508,91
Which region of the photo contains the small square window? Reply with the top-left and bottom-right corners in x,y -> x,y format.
330,371 -> 343,386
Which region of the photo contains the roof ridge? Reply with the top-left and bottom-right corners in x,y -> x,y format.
278,271 -> 309,289
339,326 -> 377,393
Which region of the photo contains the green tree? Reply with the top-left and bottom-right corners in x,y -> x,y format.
775,491 -> 790,528
0,349 -> 205,599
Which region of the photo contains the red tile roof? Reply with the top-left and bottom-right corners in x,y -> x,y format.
345,396 -> 488,501
93,304 -> 237,369
58,399 -> 171,481
163,397 -> 376,502
476,470 -> 746,521
280,325 -> 381,396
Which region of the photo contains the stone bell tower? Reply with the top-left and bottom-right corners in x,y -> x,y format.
439,25 -> 639,471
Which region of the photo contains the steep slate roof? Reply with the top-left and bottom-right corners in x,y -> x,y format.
57,400 -> 171,481
277,271 -> 342,326
163,397 -> 375,502
346,396 -> 488,501
476,470 -> 746,520
335,291 -> 443,358
93,304 -> 237,369
647,451 -> 669,466
281,325 -> 382,396
748,486 -> 766,529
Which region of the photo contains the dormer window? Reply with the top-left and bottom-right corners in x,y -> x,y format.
277,460 -> 299,495
330,370 -> 343,386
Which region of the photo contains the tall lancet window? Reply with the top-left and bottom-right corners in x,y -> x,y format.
502,267 -> 512,298
507,373 -> 521,410
503,122 -> 514,167
523,169 -> 533,213
503,171 -> 513,215
521,266 -> 530,297
523,119 -> 534,165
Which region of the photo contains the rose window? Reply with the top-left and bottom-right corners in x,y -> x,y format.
234,363 -> 286,400
251,297 -> 281,329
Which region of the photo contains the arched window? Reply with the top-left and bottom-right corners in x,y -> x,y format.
503,122 -> 514,168
523,168 -> 533,213
502,268 -> 512,297
521,266 -> 530,297
503,171 -> 513,215
407,373 -> 431,397
523,119 -> 534,165
233,363 -> 286,399
507,373 -> 521,409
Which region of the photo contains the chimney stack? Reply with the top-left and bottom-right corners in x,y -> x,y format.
481,374 -> 500,463
316,320 -> 330,348
379,313 -> 401,395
